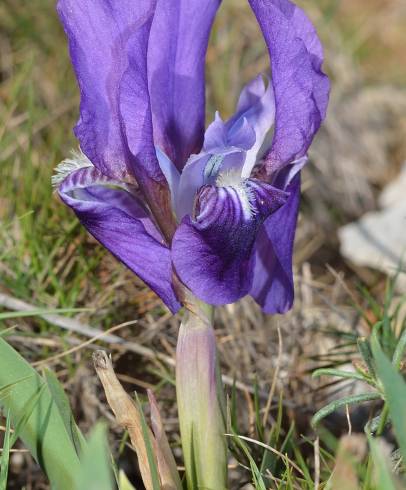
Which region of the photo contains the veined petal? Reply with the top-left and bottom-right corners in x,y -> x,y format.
119,24 -> 177,239
118,19 -> 166,185
148,0 -> 221,170
228,75 -> 275,178
175,149 -> 246,220
57,0 -> 161,182
58,167 -> 180,313
203,112 -> 229,152
172,179 -> 288,305
204,114 -> 256,153
250,174 -> 301,314
249,0 -> 330,174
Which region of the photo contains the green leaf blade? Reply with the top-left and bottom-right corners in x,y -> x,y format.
371,336 -> 406,461
74,424 -> 114,490
0,338 -> 81,490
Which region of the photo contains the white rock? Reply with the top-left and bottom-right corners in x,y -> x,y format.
339,162 -> 406,290
379,162 -> 406,208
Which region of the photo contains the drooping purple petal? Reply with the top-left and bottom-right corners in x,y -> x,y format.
172,179 -> 288,305
57,0 -> 164,184
249,0 -> 330,174
148,0 -> 221,170
58,167 -> 180,313
250,174 -> 301,314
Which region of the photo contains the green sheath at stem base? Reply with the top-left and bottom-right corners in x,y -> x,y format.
176,303 -> 228,490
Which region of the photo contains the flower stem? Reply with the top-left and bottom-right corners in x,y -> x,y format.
176,303 -> 228,490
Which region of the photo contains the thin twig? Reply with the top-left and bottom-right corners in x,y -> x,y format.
346,404 -> 352,436
32,320 -> 138,367
314,436 -> 320,489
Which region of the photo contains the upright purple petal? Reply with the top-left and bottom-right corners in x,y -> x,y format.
174,76 -> 274,220
172,179 -> 288,305
57,0 -> 164,184
118,17 -> 165,184
228,75 -> 275,178
118,22 -> 176,239
249,0 -> 330,173
148,0 -> 221,170
58,167 -> 180,313
250,174 -> 301,313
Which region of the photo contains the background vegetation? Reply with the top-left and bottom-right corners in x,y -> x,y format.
1,0 -> 406,488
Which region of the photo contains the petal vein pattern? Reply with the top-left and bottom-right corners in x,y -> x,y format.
172,179 -> 288,305
58,166 -> 180,313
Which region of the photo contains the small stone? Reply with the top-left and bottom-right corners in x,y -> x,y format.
339,162 -> 406,291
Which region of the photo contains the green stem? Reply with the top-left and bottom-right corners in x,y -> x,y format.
176,301 -> 228,490
376,404 -> 389,437
363,404 -> 389,489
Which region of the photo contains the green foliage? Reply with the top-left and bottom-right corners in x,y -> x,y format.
371,333 -> 406,462
228,383 -> 318,489
0,337 -> 82,490
0,410 -> 12,490
74,424 -> 114,490
312,278 -> 406,428
44,368 -> 86,455
312,278 -> 406,489
311,393 -> 381,427
368,437 -> 398,490
118,470 -> 136,490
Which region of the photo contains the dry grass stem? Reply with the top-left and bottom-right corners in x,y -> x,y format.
93,350 -> 180,490
92,350 -> 157,490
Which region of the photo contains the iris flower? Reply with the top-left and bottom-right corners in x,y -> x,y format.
54,0 -> 329,315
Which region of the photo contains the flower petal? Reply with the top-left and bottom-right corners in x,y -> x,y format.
119,25 -> 177,239
148,0 -> 221,170
250,173 -> 301,314
249,0 -> 330,173
172,179 -> 288,305
57,0 -> 160,182
175,149 -> 246,220
228,75 -> 276,178
155,147 -> 180,210
58,167 -> 180,313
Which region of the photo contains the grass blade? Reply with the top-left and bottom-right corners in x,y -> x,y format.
312,368 -> 369,383
371,335 -> 406,461
0,338 -> 81,490
227,431 -> 267,490
118,470 -> 136,490
0,308 -> 88,322
74,424 -> 113,490
0,410 -> 12,490
44,369 -> 86,455
311,393 -> 381,427
368,436 -> 397,490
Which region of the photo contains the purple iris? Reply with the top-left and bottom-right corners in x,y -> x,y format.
55,0 -> 329,315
